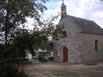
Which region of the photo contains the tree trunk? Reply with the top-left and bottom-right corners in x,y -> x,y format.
5,8 -> 9,47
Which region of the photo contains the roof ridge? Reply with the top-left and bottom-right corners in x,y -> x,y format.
66,15 -> 103,35
67,15 -> 93,22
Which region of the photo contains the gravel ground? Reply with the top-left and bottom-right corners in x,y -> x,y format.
22,63 -> 103,77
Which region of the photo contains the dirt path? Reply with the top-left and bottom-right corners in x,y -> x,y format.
22,63 -> 103,77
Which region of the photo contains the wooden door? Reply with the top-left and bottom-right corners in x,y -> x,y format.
63,47 -> 68,63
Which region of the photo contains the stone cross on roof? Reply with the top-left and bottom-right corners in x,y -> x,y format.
61,0 -> 67,17
62,0 -> 64,3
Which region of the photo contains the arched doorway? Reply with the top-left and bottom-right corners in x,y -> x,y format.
63,47 -> 68,63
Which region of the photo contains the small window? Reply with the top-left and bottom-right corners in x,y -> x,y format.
95,40 -> 98,51
63,31 -> 67,38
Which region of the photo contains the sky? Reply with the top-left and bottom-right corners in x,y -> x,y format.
43,0 -> 103,28
27,0 -> 103,29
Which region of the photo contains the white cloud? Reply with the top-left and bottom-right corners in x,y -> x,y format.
68,0 -> 103,28
26,0 -> 103,29
44,0 -> 103,28
25,17 -> 34,30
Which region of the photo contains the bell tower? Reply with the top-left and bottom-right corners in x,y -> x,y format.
61,0 -> 67,18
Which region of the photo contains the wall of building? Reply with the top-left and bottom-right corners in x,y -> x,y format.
53,37 -> 82,64
53,17 -> 82,64
79,33 -> 103,64
53,16 -> 103,64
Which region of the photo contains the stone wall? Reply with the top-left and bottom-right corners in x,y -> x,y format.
79,33 -> 103,64
53,17 -> 82,64
53,16 -> 103,64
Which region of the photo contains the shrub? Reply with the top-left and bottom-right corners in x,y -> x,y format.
38,56 -> 47,62
48,57 -> 54,61
0,63 -> 27,77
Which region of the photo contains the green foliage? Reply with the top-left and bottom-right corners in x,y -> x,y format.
48,57 -> 53,61
0,0 -> 50,64
0,0 -> 48,46
0,55 -> 28,77
0,1 -> 56,76
53,26 -> 67,39
38,56 -> 48,62
0,43 -> 5,57
0,63 -> 27,77
0,0 -> 57,65
13,28 -> 51,55
38,52 -> 48,62
32,31 -> 49,50
0,42 -> 28,64
52,27 -> 61,40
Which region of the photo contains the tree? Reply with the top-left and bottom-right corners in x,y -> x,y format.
13,28 -> 50,56
0,0 -> 59,63
0,1 -> 49,77
0,60 -> 28,77
0,0 -> 48,47
0,0 -> 49,61
12,15 -> 58,60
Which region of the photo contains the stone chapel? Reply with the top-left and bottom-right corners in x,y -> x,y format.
53,0 -> 103,64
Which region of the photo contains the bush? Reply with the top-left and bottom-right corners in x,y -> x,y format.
48,57 -> 54,61
0,63 -> 27,77
38,56 -> 47,63
15,58 -> 31,64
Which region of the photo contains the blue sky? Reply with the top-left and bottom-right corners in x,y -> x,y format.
27,0 -> 103,29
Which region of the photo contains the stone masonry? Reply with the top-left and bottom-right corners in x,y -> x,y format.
53,1 -> 103,64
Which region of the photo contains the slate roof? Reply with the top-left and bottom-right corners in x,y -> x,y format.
68,15 -> 103,35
